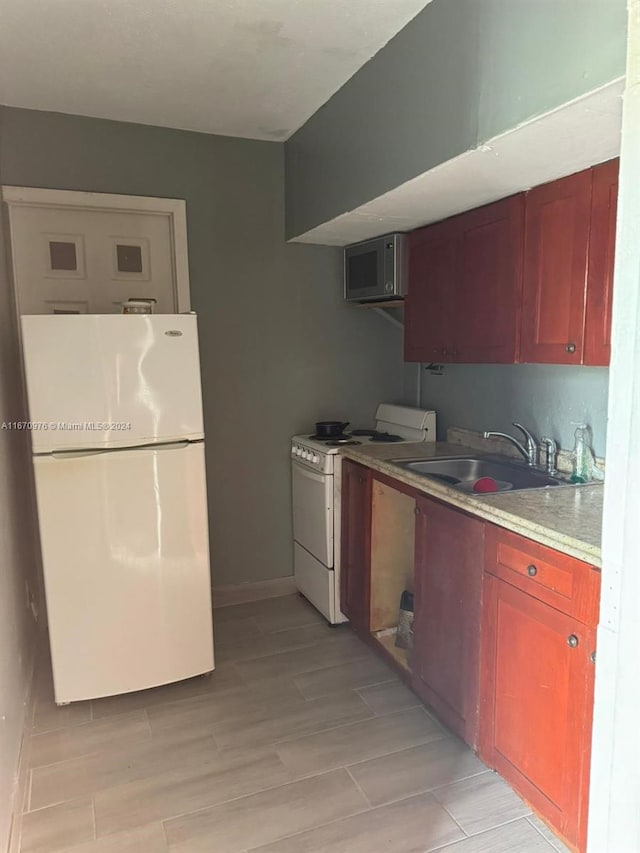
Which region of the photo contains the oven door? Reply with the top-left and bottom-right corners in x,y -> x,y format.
292,460 -> 334,567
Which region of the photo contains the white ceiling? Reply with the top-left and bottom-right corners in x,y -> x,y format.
0,0 -> 431,140
295,79 -> 624,245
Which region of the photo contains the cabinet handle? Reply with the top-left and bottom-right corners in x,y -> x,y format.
566,343 -> 576,354
527,564 -> 538,577
567,634 -> 579,648
590,651 -> 596,664
414,506 -> 421,516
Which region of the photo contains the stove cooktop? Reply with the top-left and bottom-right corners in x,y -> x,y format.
351,429 -> 405,443
309,430 -> 404,444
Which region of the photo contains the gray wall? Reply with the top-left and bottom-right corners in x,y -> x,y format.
0,106 -> 405,587
418,363 -> 609,457
0,137 -> 38,851
285,0 -> 626,238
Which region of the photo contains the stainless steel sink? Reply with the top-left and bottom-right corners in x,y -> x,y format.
391,456 -> 570,493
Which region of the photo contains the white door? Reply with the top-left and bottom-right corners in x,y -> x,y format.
34,441 -> 214,703
291,461 -> 334,567
3,188 -> 190,314
21,314 -> 204,451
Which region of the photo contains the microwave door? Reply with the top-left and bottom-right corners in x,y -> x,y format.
346,243 -> 384,301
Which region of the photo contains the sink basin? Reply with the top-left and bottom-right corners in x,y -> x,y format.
391,456 -> 568,493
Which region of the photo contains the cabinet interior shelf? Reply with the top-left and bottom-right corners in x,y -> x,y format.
375,631 -> 410,672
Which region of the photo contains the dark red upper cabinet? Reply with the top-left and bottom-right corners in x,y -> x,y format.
520,170 -> 593,364
405,197 -> 523,364
404,219 -> 457,363
455,195 -> 524,364
584,159 -> 618,366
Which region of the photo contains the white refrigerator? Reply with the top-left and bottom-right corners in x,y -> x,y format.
21,314 -> 214,704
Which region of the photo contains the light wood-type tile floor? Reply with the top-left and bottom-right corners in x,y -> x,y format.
19,595 -> 571,853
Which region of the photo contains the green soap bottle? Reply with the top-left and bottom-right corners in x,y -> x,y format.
570,423 -> 592,482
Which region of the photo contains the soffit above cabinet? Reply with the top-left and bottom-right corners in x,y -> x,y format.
292,79 -> 623,246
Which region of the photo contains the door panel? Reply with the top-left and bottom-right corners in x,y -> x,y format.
455,195 -> 524,363
404,220 -> 457,362
584,159 -> 618,366
292,463 -> 334,567
413,497 -> 484,745
9,204 -> 177,314
521,170 -> 592,363
480,575 -> 596,850
21,314 -> 204,451
34,442 -> 214,703
340,460 -> 371,634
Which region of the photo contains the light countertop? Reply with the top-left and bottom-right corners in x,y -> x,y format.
339,441 -> 603,567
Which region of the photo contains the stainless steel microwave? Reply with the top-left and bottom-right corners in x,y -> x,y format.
344,233 -> 407,302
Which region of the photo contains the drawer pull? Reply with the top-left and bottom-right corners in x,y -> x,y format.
567,634 -> 579,648
527,564 -> 538,577
566,343 -> 577,354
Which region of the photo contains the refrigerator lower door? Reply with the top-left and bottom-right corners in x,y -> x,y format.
33,441 -> 214,703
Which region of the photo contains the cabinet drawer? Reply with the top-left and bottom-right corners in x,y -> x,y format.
485,525 -> 600,625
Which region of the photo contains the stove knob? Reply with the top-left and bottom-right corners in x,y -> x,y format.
303,450 -> 310,459
312,454 -> 319,463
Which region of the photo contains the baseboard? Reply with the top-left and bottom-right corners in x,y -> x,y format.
213,576 -> 297,608
7,643 -> 37,853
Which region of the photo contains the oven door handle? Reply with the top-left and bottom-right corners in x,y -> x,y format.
292,460 -> 329,482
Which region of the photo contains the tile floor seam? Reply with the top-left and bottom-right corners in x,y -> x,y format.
25,768 -> 33,814
525,815 -> 566,851
90,799 -> 97,842
240,800 -> 375,853
343,769 -> 493,812
25,751 -> 107,784
270,704 -> 441,750
453,812 -> 535,839
299,675 -> 398,704
154,766 -> 367,839
233,656 -> 374,687
344,765 -> 374,809
160,816 -> 169,850
143,708 -> 153,736
425,817 -> 535,853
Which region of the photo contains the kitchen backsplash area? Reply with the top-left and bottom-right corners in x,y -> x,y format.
412,363 -> 609,457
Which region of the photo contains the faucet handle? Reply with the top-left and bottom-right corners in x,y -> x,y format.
541,436 -> 558,475
512,422 -> 538,466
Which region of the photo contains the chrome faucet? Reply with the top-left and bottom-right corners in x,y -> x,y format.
540,436 -> 559,475
483,422 -> 538,467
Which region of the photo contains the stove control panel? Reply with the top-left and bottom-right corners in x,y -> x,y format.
291,442 -> 334,474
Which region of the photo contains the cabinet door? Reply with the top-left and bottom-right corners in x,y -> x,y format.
404,220 -> 457,362
480,576 -> 596,851
412,497 -> 484,745
584,159 -> 618,366
521,170 -> 592,364
340,460 -> 371,635
455,195 -> 524,363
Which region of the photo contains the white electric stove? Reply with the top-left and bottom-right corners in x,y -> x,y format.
291,404 -> 436,623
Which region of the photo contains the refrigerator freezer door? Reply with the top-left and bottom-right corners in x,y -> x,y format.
33,441 -> 214,702
21,314 -> 204,452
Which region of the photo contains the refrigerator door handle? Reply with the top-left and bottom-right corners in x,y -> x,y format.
48,440 -> 193,460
